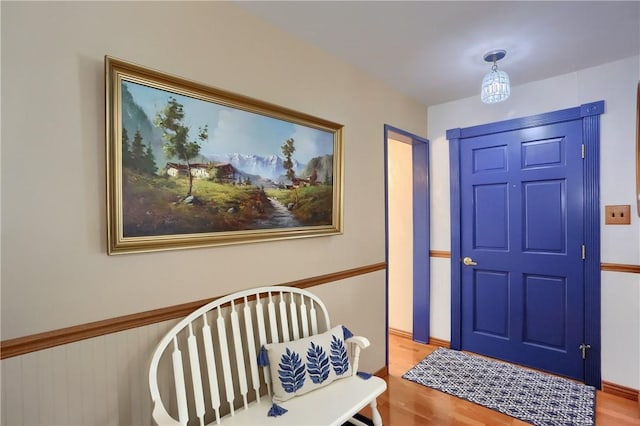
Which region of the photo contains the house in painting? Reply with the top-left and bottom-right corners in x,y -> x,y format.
165,162 -> 237,182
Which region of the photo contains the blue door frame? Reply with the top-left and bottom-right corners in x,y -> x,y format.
384,125 -> 430,357
447,101 -> 603,387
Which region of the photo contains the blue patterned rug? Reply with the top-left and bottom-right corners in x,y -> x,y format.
402,348 -> 595,426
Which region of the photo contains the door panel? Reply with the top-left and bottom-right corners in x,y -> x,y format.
474,184 -> 509,250
523,180 -> 565,253
460,120 -> 585,380
523,274 -> 566,349
473,269 -> 509,338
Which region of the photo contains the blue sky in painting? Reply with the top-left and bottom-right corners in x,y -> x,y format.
123,81 -> 333,164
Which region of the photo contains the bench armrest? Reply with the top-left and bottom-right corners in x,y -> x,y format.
345,335 -> 370,375
152,402 -> 181,426
346,335 -> 370,349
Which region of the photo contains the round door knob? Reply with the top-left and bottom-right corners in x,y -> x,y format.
463,256 -> 478,266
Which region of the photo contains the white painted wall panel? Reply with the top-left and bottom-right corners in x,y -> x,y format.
429,258 -> 451,341
2,357 -> 21,425
601,272 -> 640,389
1,319 -> 179,426
36,350 -> 56,424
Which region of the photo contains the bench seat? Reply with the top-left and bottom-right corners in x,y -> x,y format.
221,375 -> 386,426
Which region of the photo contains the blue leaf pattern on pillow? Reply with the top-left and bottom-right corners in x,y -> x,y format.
278,348 -> 305,393
330,335 -> 350,376
306,342 -> 330,384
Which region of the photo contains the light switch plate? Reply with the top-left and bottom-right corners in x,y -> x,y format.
605,205 -> 631,225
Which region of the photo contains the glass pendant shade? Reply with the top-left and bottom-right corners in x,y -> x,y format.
481,67 -> 510,103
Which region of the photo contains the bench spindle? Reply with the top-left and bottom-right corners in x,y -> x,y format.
187,323 -> 207,425
278,291 -> 290,342
289,293 -> 300,340
230,301 -> 249,409
243,297 -> 261,403
300,296 -> 309,337
309,299 -> 319,335
216,307 -> 235,417
171,337 -> 189,424
267,293 -> 279,343
254,294 -> 272,397
201,313 -> 222,425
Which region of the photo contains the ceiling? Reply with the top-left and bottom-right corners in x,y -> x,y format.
236,1 -> 640,106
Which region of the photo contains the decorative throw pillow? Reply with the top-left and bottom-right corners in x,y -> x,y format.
262,324 -> 352,403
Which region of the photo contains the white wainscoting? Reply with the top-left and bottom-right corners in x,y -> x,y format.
1,319 -> 178,426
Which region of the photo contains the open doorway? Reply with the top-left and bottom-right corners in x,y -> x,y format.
384,125 -> 430,363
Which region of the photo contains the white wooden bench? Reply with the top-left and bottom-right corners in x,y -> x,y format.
149,286 -> 387,425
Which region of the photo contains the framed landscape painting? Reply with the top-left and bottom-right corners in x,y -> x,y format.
105,57 -> 343,254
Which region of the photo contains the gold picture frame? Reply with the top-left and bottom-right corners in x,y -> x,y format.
105,57 -> 343,254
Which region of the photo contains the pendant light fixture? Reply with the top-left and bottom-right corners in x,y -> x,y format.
481,49 -> 510,104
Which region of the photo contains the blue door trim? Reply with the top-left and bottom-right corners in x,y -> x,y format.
384,125 -> 431,355
446,101 -> 604,140
582,112 -> 602,387
447,101 -> 603,387
412,139 -> 430,344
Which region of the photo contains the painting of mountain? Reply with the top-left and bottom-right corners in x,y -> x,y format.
208,153 -> 303,181
107,57 -> 343,253
301,155 -> 333,184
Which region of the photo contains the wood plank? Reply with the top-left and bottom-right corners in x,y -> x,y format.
429,250 -> 451,258
428,337 -> 451,348
387,328 -> 451,349
602,381 -> 640,401
375,333 -> 640,426
388,328 -> 412,339
601,263 -> 640,274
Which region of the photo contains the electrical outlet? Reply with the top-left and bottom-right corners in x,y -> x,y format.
604,205 -> 631,225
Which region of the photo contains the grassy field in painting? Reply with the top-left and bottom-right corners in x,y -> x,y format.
122,170 -> 332,237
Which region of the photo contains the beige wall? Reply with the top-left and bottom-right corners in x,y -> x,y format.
1,2 -> 427,424
1,1 -> 426,337
427,55 -> 640,389
387,139 -> 413,333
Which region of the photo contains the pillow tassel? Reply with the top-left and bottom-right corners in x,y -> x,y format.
357,371 -> 372,380
257,345 -> 269,367
267,403 -> 288,417
342,325 -> 354,339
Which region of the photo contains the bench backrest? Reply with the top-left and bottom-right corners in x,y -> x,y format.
149,286 -> 331,425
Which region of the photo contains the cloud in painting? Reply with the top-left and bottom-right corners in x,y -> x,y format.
205,109 -> 334,165
205,108 -> 290,159
289,124 -> 334,164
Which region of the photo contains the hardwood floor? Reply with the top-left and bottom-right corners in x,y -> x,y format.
361,334 -> 640,425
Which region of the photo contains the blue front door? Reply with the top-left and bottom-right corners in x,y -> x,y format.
459,120 -> 585,380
